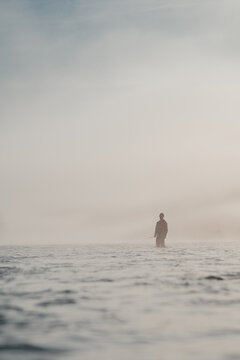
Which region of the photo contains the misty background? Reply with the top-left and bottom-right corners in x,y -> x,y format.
1,0 -> 240,244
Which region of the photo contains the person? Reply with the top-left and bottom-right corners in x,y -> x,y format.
154,213 -> 168,248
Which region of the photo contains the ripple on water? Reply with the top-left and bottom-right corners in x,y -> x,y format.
0,343 -> 67,354
0,304 -> 23,312
204,275 -> 224,280
0,266 -> 20,276
0,314 -> 7,326
224,272 -> 240,280
37,298 -> 76,307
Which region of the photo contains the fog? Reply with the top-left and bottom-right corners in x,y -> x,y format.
1,0 -> 240,244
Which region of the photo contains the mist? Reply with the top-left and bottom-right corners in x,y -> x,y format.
1,0 -> 240,244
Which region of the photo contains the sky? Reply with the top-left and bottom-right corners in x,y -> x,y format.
1,0 -> 240,244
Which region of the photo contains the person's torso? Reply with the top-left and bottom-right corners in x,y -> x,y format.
156,220 -> 167,234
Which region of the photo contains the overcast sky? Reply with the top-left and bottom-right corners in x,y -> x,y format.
1,0 -> 240,244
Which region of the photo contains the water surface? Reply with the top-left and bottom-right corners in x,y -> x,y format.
1,240 -> 240,360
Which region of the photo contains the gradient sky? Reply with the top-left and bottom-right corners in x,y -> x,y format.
1,0 -> 240,244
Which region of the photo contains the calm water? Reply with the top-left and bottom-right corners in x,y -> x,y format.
1,240 -> 240,360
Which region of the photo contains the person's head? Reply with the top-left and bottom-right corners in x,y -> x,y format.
159,213 -> 164,220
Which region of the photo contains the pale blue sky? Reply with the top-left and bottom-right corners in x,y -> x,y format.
1,0 -> 240,243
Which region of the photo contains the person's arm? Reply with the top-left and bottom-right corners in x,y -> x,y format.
154,223 -> 157,237
165,222 -> 168,234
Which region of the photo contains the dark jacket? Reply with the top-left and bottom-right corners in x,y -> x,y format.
154,219 -> 168,238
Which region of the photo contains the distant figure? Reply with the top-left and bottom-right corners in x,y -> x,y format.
154,213 -> 168,248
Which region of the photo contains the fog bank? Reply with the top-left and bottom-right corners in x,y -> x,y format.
1,0 -> 240,244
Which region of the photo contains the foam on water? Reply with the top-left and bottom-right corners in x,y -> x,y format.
1,240 -> 240,360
